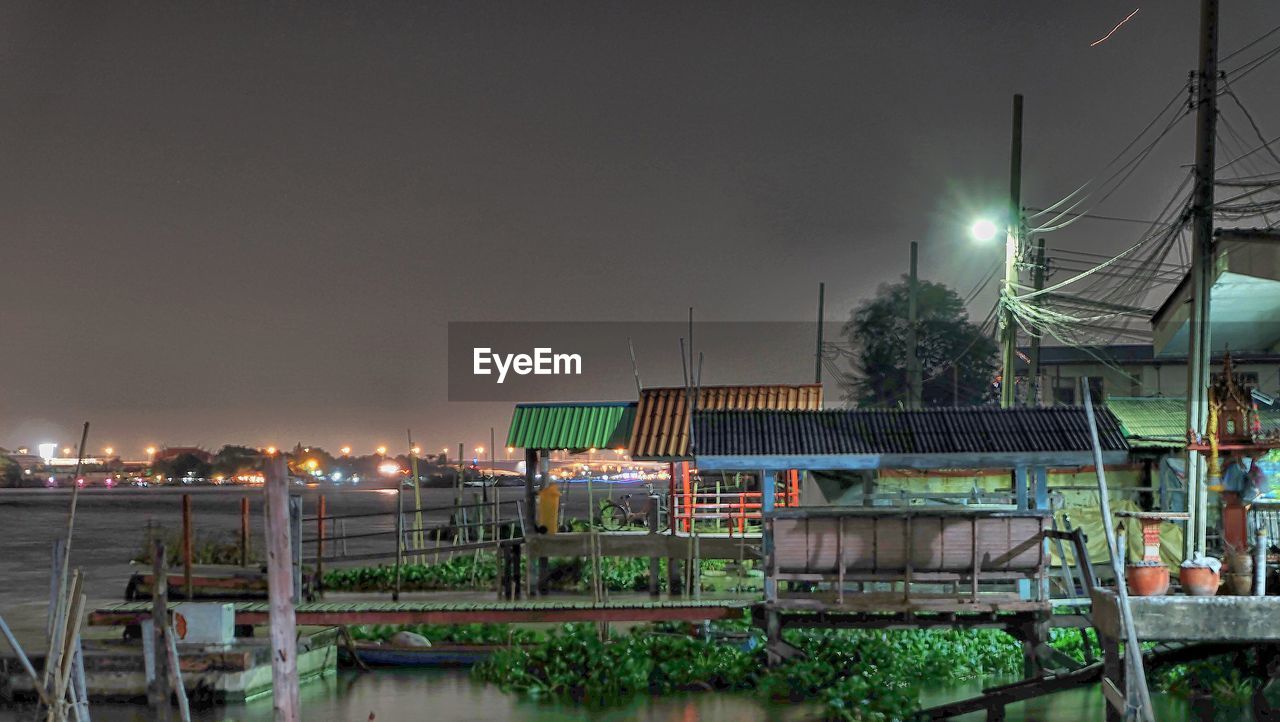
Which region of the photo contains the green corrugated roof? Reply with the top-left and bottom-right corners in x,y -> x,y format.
1107,396 -> 1280,449
506,402 -> 636,451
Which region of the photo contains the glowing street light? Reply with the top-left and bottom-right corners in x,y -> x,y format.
411,446 -> 421,455
266,446 -> 277,455
376,445 -> 388,456
103,447 -> 114,456
969,218 -> 999,243
62,447 -> 71,456
340,446 -> 352,456
146,446 -> 157,456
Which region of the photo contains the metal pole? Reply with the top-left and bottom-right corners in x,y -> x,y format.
394,472 -> 404,602
1083,379 -> 1154,722
815,282 -> 825,384
1001,94 -> 1023,408
1185,0 -> 1219,559
907,242 -> 921,409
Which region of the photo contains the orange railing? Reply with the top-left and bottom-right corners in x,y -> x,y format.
672,470 -> 801,535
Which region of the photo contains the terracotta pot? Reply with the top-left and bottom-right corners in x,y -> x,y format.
1126,564 -> 1170,596
1179,566 -> 1221,596
1225,573 -> 1254,596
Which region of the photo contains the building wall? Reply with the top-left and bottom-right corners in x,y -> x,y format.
1033,359 -> 1280,405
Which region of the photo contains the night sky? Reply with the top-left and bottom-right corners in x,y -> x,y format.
2,2 -> 1277,456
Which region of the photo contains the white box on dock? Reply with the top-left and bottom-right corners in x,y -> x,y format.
172,602 -> 235,645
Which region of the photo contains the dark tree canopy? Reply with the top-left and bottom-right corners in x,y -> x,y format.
841,277 -> 998,408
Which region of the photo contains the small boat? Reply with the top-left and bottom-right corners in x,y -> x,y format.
341,641 -> 508,667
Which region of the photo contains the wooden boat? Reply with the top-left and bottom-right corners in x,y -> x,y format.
341,641 -> 508,667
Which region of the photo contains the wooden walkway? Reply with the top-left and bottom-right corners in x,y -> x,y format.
89,599 -> 752,627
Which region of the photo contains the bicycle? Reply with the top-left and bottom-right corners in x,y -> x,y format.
599,486 -> 668,532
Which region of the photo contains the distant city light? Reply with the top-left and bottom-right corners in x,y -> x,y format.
970,218 -> 999,243
266,446 -> 277,455
38,443 -> 57,461
340,446 -> 352,456
62,447 -> 71,456
378,461 -> 400,476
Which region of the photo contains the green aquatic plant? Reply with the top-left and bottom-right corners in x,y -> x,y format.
474,623 -> 1036,720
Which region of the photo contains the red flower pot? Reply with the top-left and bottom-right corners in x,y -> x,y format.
1126,563 -> 1170,596
1179,566 -> 1221,596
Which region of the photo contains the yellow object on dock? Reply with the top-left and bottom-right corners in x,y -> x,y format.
537,483 -> 561,534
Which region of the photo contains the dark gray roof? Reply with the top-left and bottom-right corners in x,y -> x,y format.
693,406 -> 1128,457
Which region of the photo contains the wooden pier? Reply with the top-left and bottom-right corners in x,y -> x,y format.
88,598 -> 753,628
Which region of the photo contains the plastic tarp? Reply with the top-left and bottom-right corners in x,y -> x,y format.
1050,499 -> 1185,571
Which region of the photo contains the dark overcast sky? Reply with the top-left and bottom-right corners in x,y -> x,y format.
2,1 -> 1277,456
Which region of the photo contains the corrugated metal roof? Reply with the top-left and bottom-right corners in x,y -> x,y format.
629,384 -> 823,460
693,406 -> 1128,457
1107,396 -> 1280,449
507,402 -> 636,451
1104,397 -> 1187,448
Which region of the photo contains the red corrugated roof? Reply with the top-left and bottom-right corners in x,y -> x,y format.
629,384 -> 823,460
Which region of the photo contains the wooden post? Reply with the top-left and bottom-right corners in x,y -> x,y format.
522,448 -> 537,597
289,495 -> 302,604
761,470 -> 777,602
316,495 -> 326,599
648,495 -> 660,598
239,497 -> 250,568
265,456 -> 300,722
181,494 -> 193,600
1256,527 -> 1268,596
149,539 -> 171,719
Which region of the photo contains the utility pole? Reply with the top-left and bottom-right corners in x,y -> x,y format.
1028,238 -> 1046,406
906,242 -> 922,409
1185,0 -> 1219,559
1001,94 -> 1024,409
814,282 -> 825,385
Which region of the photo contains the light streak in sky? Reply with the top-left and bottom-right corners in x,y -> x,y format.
1091,8 -> 1140,47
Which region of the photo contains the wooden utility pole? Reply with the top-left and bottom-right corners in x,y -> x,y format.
181,495 -> 193,600
264,456 -> 300,722
1028,238 -> 1046,406
1001,94 -> 1024,408
906,242 -> 922,409
1185,0 -> 1219,559
814,282 -> 825,385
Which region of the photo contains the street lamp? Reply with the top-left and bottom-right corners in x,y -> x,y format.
340,446 -> 351,456
971,214 -> 1019,408
969,218 -> 999,243
376,446 -> 387,457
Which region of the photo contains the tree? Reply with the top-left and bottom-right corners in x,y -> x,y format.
841,277 -> 998,407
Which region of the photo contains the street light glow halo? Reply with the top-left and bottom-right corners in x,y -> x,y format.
969,218 -> 999,243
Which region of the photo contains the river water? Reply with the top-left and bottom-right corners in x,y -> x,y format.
0,487 -> 1208,721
